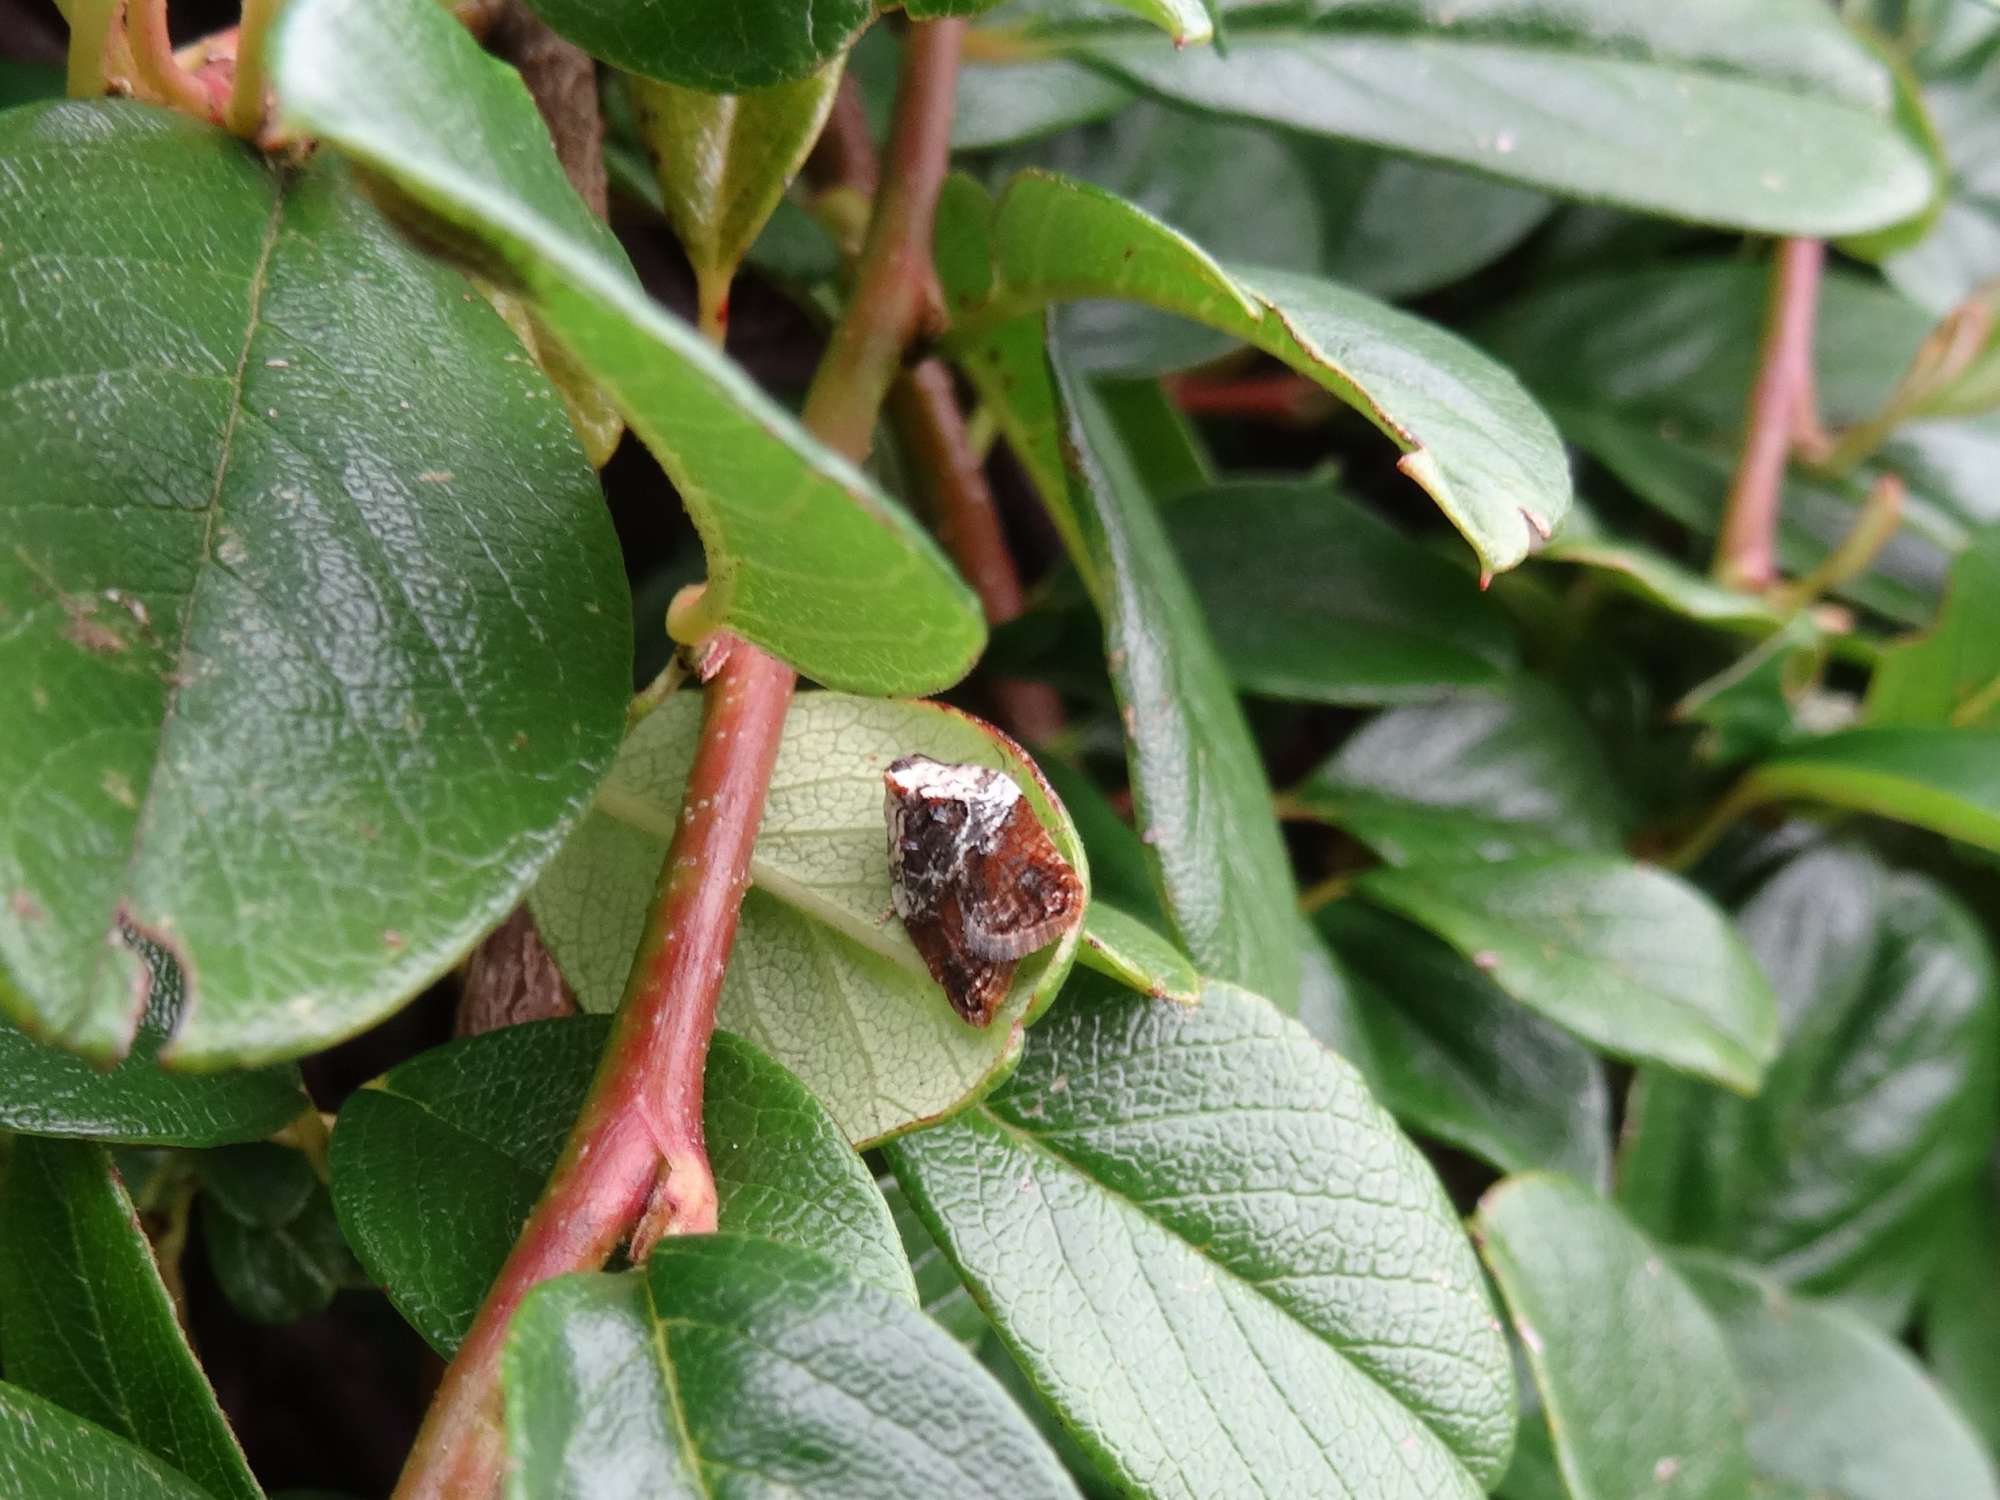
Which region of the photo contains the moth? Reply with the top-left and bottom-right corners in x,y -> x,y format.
883,754 -> 1083,1027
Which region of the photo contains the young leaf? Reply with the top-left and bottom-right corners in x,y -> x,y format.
1476,1174 -> 1753,1500
1045,0 -> 1935,237
1532,533 -> 1788,636
1617,848 -> 1998,1312
1680,1254 -> 2000,1500
1741,726 -> 2000,852
529,693 -> 1086,1144
502,1237 -> 1076,1499
331,1018 -> 912,1354
196,1145 -> 359,1325
1075,901 -> 1199,1004
1359,855 -> 1780,1092
520,0 -> 871,92
1316,904 -> 1612,1188
886,974 -> 1518,1496
0,1383 -> 221,1500
274,0 -> 987,697
1866,528 -> 2000,727
0,1138 -> 261,1500
1169,480 -> 1519,705
0,101 -> 629,1066
1292,681 -> 1626,865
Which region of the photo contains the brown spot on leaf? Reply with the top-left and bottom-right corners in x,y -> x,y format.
101,769 -> 138,809
10,890 -> 44,924
1472,950 -> 1501,971
61,593 -> 129,655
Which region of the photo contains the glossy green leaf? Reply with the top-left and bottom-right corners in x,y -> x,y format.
531,693 -> 1085,1144
0,102 -> 628,1066
1294,682 -> 1625,865
197,1144 -> 359,1325
1476,1174 -> 1753,1500
1360,855 -> 1779,1091
1075,901 -> 1198,1004
1867,528 -> 2000,727
1927,1176 -> 2000,1455
1742,727 -> 2000,851
887,974 -> 1517,1496
331,1017 -> 912,1355
1169,480 -> 1518,705
0,940 -> 305,1146
275,0 -> 986,696
0,1383 -> 220,1500
502,1236 -> 1075,1499
1681,1254 -> 2000,1500
522,0 -> 870,91
957,171 -> 1572,575
1886,69 -> 2000,314
1617,848 -> 1998,1311
0,1138 -> 259,1500
1044,0 -> 1935,237
1317,904 -> 1611,1188
1048,350 -> 1302,1006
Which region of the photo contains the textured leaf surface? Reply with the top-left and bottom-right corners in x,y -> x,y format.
503,1236 -> 1076,1499
1075,901 -> 1198,1004
522,0 -> 871,91
1476,1175 -> 1752,1500
1318,904 -> 1611,1187
886,974 -> 1517,1496
0,1384 -> 218,1500
1048,0 -> 1934,237
0,1138 -> 259,1500
1360,855 -> 1779,1091
275,0 -> 985,696
1743,727 -> 2000,852
1294,682 -> 1624,865
0,101 -> 628,1065
1617,847 -> 1998,1309
531,693 -> 1085,1144
332,1017 -> 911,1354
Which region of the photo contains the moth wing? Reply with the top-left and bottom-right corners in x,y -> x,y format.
904,885 -> 1018,1027
960,801 -> 1083,963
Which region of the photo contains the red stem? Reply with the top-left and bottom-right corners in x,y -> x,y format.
1713,238 -> 1824,590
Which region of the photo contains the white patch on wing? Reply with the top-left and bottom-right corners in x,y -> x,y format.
883,756 -> 1021,809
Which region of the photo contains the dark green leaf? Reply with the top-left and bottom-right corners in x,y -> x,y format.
0,1138 -> 259,1500
0,101 -> 629,1065
275,0 -> 986,696
1675,615 -> 1826,766
198,1145 -> 359,1325
1317,904 -> 1611,1187
1867,528 -> 2000,727
522,0 -> 871,91
1293,681 -> 1624,864
1926,1174 -> 2000,1455
1681,1254 -> 2000,1500
1476,1174 -> 1753,1500
0,1383 -> 220,1500
331,1019 -> 911,1355
887,974 -> 1517,1496
1742,726 -> 2000,851
1360,855 -> 1779,1091
502,1236 -> 1076,1498
880,1176 -> 986,1348
1617,848 -> 1998,1313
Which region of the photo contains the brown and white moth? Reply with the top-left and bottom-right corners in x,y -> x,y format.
883,754 -> 1083,1027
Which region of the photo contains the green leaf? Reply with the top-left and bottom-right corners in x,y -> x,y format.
1048,351 -> 1302,1005
1675,615 -> 1827,766
274,0 -> 986,696
960,171 -> 1572,575
503,1236 -> 1076,1499
952,57 -> 1133,150
197,1145 -> 360,1325
1047,0 -> 1935,237
1681,1254 -> 2000,1500
0,1138 -> 260,1500
1169,480 -> 1519,705
1886,68 -> 2000,315
1075,901 -> 1198,1003
1741,726 -> 2000,851
1360,855 -> 1780,1091
1475,1174 -> 1753,1500
0,940 -> 305,1146
1533,533 -> 1789,635
0,1383 -> 221,1500
886,974 -> 1517,1496
1293,681 -> 1625,864
521,0 -> 870,91
331,1018 -> 912,1355
0,100 -> 628,1066
1316,904 -> 1611,1187
881,1175 -> 986,1348
530,693 -> 1085,1144
1617,848 -> 1998,1312
1927,1176 -> 2000,1455
1868,528 -> 2000,727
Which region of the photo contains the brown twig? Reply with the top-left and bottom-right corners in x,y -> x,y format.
388,22 -> 968,1500
486,0 -> 607,219
1713,238 -> 1825,590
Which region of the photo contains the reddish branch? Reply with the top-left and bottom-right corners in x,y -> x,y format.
1713,238 -> 1825,590
390,22 -> 968,1500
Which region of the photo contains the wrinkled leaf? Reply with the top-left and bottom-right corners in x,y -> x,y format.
887,974 -> 1517,1496
331,1018 -> 912,1354
0,100 -> 629,1066
0,1383 -> 219,1500
1075,901 -> 1198,1003
502,1236 -> 1076,1499
198,1144 -> 360,1324
275,0 -> 987,696
881,1175 -> 985,1348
